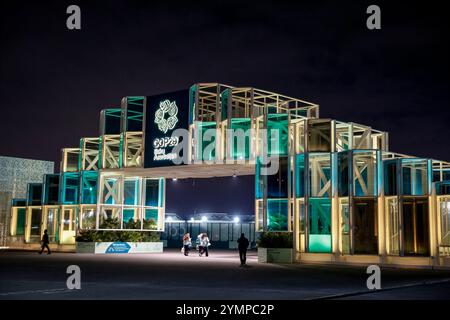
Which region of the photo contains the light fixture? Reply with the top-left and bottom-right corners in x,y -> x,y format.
172,178 -> 178,181
201,216 -> 208,222
190,217 -> 195,222
166,216 -> 173,222
233,217 -> 240,223
232,172 -> 237,178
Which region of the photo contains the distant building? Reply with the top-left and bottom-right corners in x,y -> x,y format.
0,156 -> 54,246
161,213 -> 256,249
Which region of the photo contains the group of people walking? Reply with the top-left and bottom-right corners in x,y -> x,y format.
182,232 -> 250,266
182,232 -> 210,257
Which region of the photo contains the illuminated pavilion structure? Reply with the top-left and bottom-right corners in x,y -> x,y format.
8,83 -> 450,267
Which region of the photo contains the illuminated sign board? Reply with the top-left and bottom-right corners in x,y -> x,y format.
144,90 -> 189,168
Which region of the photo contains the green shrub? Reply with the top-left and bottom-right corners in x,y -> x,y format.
257,232 -> 293,248
76,229 -> 160,243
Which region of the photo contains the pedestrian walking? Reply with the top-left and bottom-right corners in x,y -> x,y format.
237,233 -> 249,266
39,229 -> 51,255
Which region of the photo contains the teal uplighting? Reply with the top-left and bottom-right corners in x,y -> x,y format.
308,234 -> 332,253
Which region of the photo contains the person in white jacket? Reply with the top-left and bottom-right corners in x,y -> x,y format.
198,233 -> 210,257
182,233 -> 191,256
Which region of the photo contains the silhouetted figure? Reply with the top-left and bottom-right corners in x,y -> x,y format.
39,229 -> 51,255
237,233 -> 249,266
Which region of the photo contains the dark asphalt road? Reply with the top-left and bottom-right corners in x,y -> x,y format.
1,249 -> 449,300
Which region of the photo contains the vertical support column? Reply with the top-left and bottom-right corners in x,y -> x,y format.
377,151 -> 387,257
331,152 -> 339,258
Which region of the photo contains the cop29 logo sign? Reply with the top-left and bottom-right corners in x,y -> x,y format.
154,100 -> 178,134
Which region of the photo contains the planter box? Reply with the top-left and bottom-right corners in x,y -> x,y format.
76,242 -> 163,254
258,247 -> 293,263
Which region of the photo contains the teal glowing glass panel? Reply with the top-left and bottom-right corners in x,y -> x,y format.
16,208 -> 26,235
401,159 -> 428,196
158,178 -> 164,207
61,172 -> 80,204
255,157 -> 263,199
124,178 -> 139,205
143,208 -> 158,230
308,198 -> 332,253
230,118 -> 251,160
145,179 -> 159,207
267,199 -> 288,231
196,122 -> 216,161
81,171 -> 98,204
267,114 -> 288,156
295,154 -> 305,197
436,181 -> 450,195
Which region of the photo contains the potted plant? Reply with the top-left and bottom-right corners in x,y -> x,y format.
257,232 -> 293,263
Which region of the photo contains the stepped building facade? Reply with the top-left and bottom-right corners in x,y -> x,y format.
8,83 -> 450,267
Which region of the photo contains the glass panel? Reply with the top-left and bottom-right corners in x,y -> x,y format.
308,198 -> 332,253
267,199 -> 288,231
81,171 -> 98,204
143,208 -> 158,230
353,151 -> 377,197
308,120 -> 331,152
402,198 -> 429,256
102,176 -> 121,205
124,179 -> 140,205
61,173 -> 80,204
62,208 -> 76,231
384,160 -> 398,196
338,152 -> 349,196
401,159 -> 428,196
255,157 -> 264,199
27,184 -> 42,206
16,208 -> 26,235
144,179 -> 159,207
439,199 -> 450,256
353,198 -> 378,254
45,208 -> 58,242
30,208 -> 42,236
196,122 -> 216,161
43,175 -> 59,205
123,208 -> 141,229
99,207 -> 121,229
267,157 -> 288,198
81,207 -> 96,229
230,118 -> 251,160
340,198 -> 350,254
256,200 -> 263,232
386,197 -> 400,255
309,153 -> 331,198
267,113 -> 288,156
295,154 -> 305,197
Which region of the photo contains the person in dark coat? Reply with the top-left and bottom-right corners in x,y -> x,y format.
237,233 -> 249,266
39,229 -> 51,254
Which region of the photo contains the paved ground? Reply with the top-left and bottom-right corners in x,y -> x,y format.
1,249 -> 449,300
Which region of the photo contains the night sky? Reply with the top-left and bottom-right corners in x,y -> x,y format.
1,1 -> 449,217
